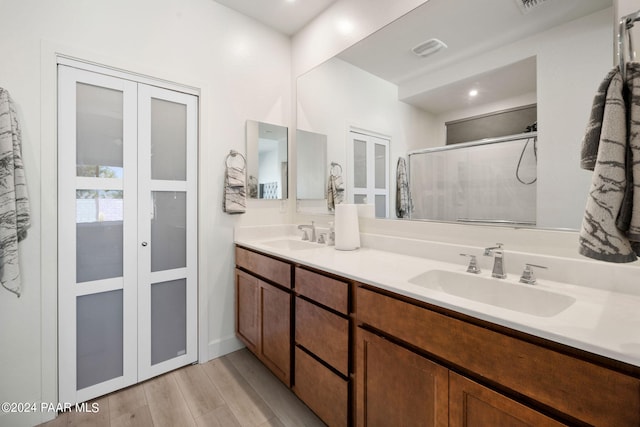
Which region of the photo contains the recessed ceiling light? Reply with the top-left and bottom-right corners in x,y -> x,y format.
469,89 -> 478,97
336,19 -> 354,35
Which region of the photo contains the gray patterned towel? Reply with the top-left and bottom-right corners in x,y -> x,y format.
223,165 -> 246,214
327,173 -> 344,212
396,157 -> 411,218
0,88 -> 30,296
579,67 -> 639,262
622,63 -> 640,250
581,68 -> 617,170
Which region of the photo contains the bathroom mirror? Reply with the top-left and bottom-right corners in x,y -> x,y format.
296,0 -> 613,229
246,120 -> 288,199
296,129 -> 327,200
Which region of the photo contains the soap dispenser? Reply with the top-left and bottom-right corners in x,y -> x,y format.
327,221 -> 335,246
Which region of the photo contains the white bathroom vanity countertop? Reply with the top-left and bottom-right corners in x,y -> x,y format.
234,229 -> 640,369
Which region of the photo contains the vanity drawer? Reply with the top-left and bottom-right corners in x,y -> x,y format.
356,285 -> 640,427
295,266 -> 349,314
294,346 -> 348,427
295,297 -> 349,375
235,246 -> 291,288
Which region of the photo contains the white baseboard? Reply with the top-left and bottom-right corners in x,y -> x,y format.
206,334 -> 245,361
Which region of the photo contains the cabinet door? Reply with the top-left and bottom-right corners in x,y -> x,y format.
449,372 -> 566,427
235,269 -> 259,353
356,328 -> 448,427
260,280 -> 291,385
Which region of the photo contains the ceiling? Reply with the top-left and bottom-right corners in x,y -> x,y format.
338,0 -> 612,85
336,0 -> 612,113
214,0 -> 339,35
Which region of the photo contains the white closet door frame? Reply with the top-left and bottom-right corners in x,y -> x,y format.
58,66 -> 139,403
137,84 -> 198,381
347,129 -> 390,218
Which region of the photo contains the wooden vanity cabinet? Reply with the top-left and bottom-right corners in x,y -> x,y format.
355,284 -> 640,427
356,328 -> 448,427
449,373 -> 565,427
293,266 -> 352,427
235,247 -> 292,386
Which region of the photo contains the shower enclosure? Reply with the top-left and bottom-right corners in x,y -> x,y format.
408,133 -> 537,225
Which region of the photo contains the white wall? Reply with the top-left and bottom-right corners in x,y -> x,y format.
0,0 -> 291,425
297,57 -> 434,217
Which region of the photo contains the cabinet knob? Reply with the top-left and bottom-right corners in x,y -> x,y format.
141,242 -> 148,247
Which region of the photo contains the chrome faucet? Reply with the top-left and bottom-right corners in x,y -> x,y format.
484,243 -> 506,279
298,221 -> 317,242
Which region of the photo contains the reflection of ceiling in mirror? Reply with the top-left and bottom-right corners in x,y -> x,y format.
405,56 -> 537,114
337,0 -> 612,85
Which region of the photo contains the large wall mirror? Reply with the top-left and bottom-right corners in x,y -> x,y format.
246,120 -> 288,199
296,0 -> 613,229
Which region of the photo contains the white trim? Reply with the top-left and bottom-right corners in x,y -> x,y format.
57,56 -> 200,96
75,177 -> 123,191
74,278 -> 124,296
208,335 -> 245,360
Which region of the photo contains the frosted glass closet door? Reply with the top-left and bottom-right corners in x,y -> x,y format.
137,85 -> 198,381
349,131 -> 390,218
58,66 -> 138,404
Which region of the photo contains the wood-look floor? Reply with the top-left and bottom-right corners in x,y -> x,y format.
40,349 -> 325,427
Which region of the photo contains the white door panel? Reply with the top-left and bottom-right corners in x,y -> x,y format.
58,65 -> 198,403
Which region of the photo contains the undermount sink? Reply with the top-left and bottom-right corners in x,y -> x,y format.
260,238 -> 320,251
408,270 -> 575,317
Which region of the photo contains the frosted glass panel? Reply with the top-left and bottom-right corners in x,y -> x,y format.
76,83 -> 124,178
151,192 -> 186,272
354,194 -> 367,204
375,195 -> 386,218
409,138 -> 536,224
151,279 -> 186,365
354,139 -> 367,188
375,143 -> 386,189
76,190 -> 123,283
76,290 -> 123,390
151,98 -> 187,181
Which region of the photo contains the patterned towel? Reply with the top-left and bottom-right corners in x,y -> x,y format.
578,66 -> 639,262
223,165 -> 246,214
622,63 -> 640,249
327,173 -> 344,211
0,88 -> 30,296
581,68 -> 617,170
396,157 -> 411,218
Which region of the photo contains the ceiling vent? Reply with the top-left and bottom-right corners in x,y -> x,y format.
411,38 -> 447,58
516,0 -> 548,14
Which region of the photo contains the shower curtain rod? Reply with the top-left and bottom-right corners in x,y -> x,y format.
407,131 -> 537,156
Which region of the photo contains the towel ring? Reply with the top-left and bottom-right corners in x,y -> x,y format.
226,150 -> 246,169
330,162 -> 342,176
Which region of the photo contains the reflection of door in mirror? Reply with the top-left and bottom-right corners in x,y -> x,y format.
349,130 -> 390,218
246,120 -> 288,200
